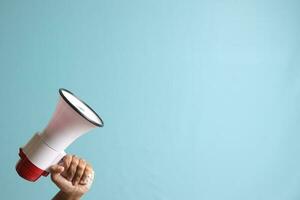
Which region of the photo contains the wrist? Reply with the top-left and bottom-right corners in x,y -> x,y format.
53,190 -> 83,200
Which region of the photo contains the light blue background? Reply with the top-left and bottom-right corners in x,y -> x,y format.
1,0 -> 300,199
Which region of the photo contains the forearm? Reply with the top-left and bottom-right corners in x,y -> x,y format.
52,191 -> 82,200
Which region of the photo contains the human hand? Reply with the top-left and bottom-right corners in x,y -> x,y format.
50,155 -> 95,200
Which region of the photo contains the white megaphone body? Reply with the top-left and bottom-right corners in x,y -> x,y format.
16,88 -> 104,182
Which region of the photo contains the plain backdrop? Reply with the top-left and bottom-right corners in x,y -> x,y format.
1,0 -> 300,199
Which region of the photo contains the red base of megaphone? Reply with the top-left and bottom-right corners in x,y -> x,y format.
16,148 -> 49,182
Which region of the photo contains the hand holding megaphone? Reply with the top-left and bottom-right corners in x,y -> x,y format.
50,154 -> 95,199
16,88 -> 104,182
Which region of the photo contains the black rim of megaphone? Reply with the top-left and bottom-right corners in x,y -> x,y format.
59,88 -> 104,127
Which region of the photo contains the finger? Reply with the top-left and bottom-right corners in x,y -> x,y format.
49,165 -> 69,189
72,159 -> 86,185
81,170 -> 94,189
49,164 -> 64,175
61,155 -> 72,178
67,155 -> 79,181
80,164 -> 94,186
50,165 -> 71,192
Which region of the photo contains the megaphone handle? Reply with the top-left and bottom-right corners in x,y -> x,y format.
44,151 -> 66,174
54,151 -> 67,165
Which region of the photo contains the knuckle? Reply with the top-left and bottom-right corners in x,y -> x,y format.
84,169 -> 92,177
63,155 -> 72,166
64,155 -> 72,161
85,163 -> 93,171
78,165 -> 85,173
72,156 -> 79,164
79,159 -> 86,166
77,166 -> 85,175
70,157 -> 79,167
78,160 -> 86,169
68,169 -> 75,178
71,163 -> 77,171
68,165 -> 77,177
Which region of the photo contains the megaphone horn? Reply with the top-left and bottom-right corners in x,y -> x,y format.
16,88 -> 104,182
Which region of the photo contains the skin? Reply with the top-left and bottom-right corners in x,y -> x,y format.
50,155 -> 95,200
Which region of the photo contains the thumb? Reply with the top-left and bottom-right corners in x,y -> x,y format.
50,164 -> 64,175
49,165 -> 69,187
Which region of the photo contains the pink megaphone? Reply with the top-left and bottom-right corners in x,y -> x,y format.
16,88 -> 104,182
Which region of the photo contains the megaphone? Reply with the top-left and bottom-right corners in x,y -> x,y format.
16,88 -> 104,182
